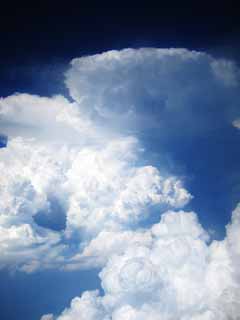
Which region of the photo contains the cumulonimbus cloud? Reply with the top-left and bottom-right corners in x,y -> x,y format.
0,48 -> 240,319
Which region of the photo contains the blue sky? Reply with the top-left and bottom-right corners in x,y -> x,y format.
0,269 -> 101,320
0,47 -> 240,319
142,125 -> 240,236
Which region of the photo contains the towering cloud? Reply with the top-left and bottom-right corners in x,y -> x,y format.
0,48 -> 240,319
65,48 -> 240,136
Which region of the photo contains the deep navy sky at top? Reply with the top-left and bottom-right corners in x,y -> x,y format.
0,2 -> 240,320
0,1 -> 240,98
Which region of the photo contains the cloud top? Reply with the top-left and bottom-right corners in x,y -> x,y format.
66,48 -> 240,136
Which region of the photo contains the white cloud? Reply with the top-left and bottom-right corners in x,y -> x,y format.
40,314 -> 54,320
65,143 -> 191,236
0,48 -> 240,319
65,48 -> 240,135
66,228 -> 153,270
232,118 -> 240,129
0,126 -> 190,272
0,93 -> 98,145
211,59 -> 240,87
51,206 -> 240,320
56,291 -> 109,320
0,223 -> 63,273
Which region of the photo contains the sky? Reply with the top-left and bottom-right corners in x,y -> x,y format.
1,3 -> 240,320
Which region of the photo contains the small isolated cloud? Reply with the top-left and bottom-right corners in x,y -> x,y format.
232,118 -> 240,129
0,48 -> 240,319
40,314 -> 54,320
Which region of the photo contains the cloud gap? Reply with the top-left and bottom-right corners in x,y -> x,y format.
34,196 -> 67,231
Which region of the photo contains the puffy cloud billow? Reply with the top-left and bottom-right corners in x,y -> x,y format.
0,48 -> 240,319
0,135 -> 190,272
51,207 -> 240,320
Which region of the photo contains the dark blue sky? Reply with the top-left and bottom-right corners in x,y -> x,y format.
1,2 -> 240,99
1,3 -> 240,320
